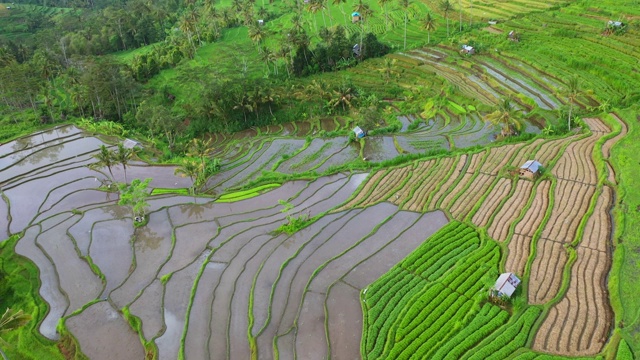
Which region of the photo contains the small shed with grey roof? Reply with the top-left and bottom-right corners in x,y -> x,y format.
123,138 -> 142,150
493,272 -> 520,298
519,160 -> 542,179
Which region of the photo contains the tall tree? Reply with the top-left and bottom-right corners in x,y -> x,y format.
114,144 -> 134,184
398,0 -> 412,50
90,145 -> 117,184
421,12 -> 437,44
378,0 -> 391,30
439,0 -> 452,37
564,75 -> 581,132
483,96 -> 524,137
188,138 -> 214,169
378,57 -> 399,84
174,158 -> 202,194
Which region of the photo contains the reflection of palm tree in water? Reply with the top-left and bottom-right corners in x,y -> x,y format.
135,225 -> 164,251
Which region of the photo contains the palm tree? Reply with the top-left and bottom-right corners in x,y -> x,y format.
188,138 -> 214,169
439,0 -> 452,37
564,75 -> 581,132
378,58 -> 399,84
0,308 -> 32,360
421,12 -> 437,44
330,83 -> 358,112
378,0 -> 392,30
114,144 -> 134,184
90,145 -> 117,184
332,0 -> 348,25
398,0 -> 412,50
483,96 -> 524,137
175,158 -> 202,194
249,24 -> 266,46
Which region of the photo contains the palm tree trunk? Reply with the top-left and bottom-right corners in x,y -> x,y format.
568,102 -> 573,131
404,13 -> 407,50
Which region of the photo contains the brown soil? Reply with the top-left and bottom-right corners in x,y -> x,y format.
533,246 -> 611,355
336,171 -> 383,211
514,180 -> 550,237
480,143 -> 525,175
580,186 -> 613,252
472,178 -> 512,227
466,151 -> 487,174
510,139 -> 546,168
505,234 -> 533,275
552,136 -> 599,185
528,239 -> 568,304
601,113 -> 628,159
449,173 -> 495,219
541,181 -> 595,242
488,180 -> 534,241
404,156 -> 456,212
391,160 -> 436,204
366,167 -> 411,205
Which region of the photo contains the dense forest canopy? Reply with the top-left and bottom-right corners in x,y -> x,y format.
0,0 -> 393,150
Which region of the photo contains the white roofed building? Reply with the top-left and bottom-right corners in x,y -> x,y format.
493,272 -> 521,298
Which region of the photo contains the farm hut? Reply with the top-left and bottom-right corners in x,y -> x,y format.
353,43 -> 361,57
123,138 -> 142,150
508,30 -> 519,42
258,19 -> 265,26
607,20 -> 624,27
493,272 -> 521,298
353,126 -> 365,139
519,160 -> 542,179
461,45 -> 475,55
352,12 -> 361,23
488,20 -> 498,25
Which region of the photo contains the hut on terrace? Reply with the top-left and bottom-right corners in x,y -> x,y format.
493,272 -> 520,298
123,138 -> 142,150
352,12 -> 361,23
461,45 -> 475,55
352,126 -> 365,139
519,160 -> 542,179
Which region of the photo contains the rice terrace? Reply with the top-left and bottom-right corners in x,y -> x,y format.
1,0 -> 640,359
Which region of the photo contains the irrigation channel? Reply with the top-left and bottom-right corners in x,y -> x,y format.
0,125 -> 461,359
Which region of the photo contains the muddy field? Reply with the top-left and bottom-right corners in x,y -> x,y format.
0,127 -> 451,359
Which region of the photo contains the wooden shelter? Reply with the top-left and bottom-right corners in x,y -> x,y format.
519,160 -> 542,179
352,126 -> 365,139
493,273 -> 521,298
123,138 -> 142,150
461,45 -> 475,55
352,12 -> 361,23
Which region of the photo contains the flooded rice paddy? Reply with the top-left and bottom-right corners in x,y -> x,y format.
1,126 -> 451,359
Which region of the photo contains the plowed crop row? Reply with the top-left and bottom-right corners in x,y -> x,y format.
552,136 -> 600,185
533,247 -> 610,355
514,180 -> 551,237
528,239 -> 568,304
449,174 -> 496,219
440,173 -> 475,211
602,113 -> 627,159
506,234 -> 533,275
488,180 -> 534,241
337,171 -> 385,210
466,151 -> 487,174
480,144 -> 525,175
534,135 -> 580,166
582,117 -> 610,133
510,139 -> 546,168
390,160 -> 437,203
472,178 -> 512,227
541,180 -> 595,243
408,156 -> 465,212
360,167 -> 411,206
580,187 -> 613,252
